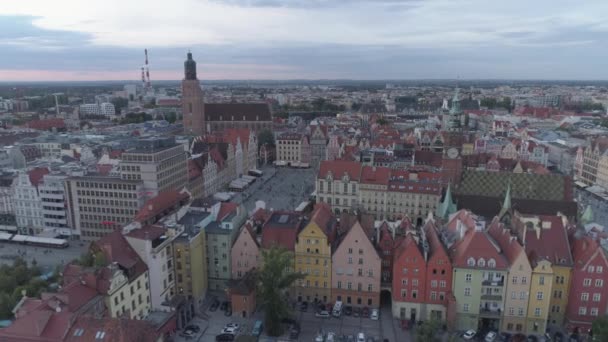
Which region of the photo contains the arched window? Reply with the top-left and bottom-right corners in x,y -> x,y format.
477,258 -> 486,267
488,258 -> 496,268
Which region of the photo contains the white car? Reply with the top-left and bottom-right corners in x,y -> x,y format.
370,309 -> 379,320
485,331 -> 497,342
224,323 -> 240,330
326,332 -> 336,342
357,332 -> 366,342
316,310 -> 331,318
220,327 -> 238,335
463,330 -> 476,340
315,332 -> 325,342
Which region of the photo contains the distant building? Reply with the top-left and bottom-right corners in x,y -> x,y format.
100,102 -> 116,116
276,132 -> 311,165
39,173 -> 70,235
12,168 -> 49,234
181,52 -> 272,135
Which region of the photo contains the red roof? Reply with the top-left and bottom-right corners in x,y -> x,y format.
512,213 -> 573,266
217,202 -> 238,221
318,160 -> 362,181
65,315 -> 163,342
135,190 -> 189,222
487,218 -> 525,266
28,167 -> 50,187
261,211 -> 304,250
93,231 -> 148,282
449,228 -> 508,269
360,166 -> 390,185
309,203 -> 336,242
25,118 -> 66,131
126,224 -> 167,241
571,235 -> 607,271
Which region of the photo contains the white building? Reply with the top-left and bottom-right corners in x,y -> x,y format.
12,170 -> 46,234
124,84 -> 137,99
0,173 -> 15,214
100,102 -> 116,116
125,225 -> 178,312
39,173 -> 70,236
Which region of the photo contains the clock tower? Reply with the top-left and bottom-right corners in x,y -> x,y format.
441,147 -> 463,186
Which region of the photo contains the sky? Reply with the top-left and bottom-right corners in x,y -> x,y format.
1,0 -> 608,81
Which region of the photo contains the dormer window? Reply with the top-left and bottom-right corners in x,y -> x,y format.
477,258 -> 485,267
467,257 -> 475,267
488,259 -> 496,268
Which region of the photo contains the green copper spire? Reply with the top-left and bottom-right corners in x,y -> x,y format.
449,88 -> 462,115
436,183 -> 457,220
498,180 -> 513,221
581,205 -> 594,224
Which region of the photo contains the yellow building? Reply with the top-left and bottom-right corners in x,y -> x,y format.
526,260 -> 553,334
173,221 -> 208,312
294,204 -> 336,303
549,265 -> 572,325
106,269 -> 151,320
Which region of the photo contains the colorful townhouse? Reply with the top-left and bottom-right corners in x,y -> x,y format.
231,222 -> 260,279
332,221 -> 381,308
565,234 -> 608,336
487,218 -> 532,334
510,212 -> 573,326
378,222 -> 397,284
294,204 -> 337,303
392,232 -> 427,321
424,220 -> 453,322
448,217 -> 509,332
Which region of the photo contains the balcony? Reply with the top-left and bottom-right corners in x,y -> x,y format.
482,279 -> 504,287
479,308 -> 502,318
480,294 -> 503,301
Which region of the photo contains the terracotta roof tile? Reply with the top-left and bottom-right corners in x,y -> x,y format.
93,231 -> 148,282
28,167 -> 50,187
261,211 -> 305,250
134,190 -> 189,222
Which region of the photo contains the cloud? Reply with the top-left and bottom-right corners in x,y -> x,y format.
1,1 -> 608,80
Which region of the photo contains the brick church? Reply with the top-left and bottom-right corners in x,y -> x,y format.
181,52 -> 273,136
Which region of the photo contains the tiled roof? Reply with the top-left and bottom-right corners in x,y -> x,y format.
25,118 -> 66,131
125,224 -> 166,241
360,166 -> 390,185
28,167 -> 50,187
454,194 -> 577,218
217,202 -> 238,222
309,203 -> 336,242
134,190 -> 189,222
457,170 -> 569,201
261,211 -> 305,250
571,235 -> 607,270
318,160 -> 362,181
512,213 -> 573,266
93,231 -> 148,282
449,228 -> 509,269
204,103 -> 272,122
65,316 -> 162,342
487,218 -> 525,266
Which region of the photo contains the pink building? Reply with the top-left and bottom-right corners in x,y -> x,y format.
332,222 -> 381,308
231,223 -> 260,279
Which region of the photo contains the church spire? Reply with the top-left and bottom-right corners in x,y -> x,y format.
498,180 -> 512,219
436,182 -> 457,220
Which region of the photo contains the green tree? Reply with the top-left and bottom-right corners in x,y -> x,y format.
111,97 -> 129,114
257,247 -> 304,336
592,316 -> 608,341
257,129 -> 275,150
414,319 -> 443,342
166,112 -> 177,124
376,118 -> 389,126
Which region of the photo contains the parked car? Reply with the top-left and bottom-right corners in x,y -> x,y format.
210,300 -> 220,312
370,309 -> 379,320
361,307 -> 370,318
252,320 -> 264,337
485,331 -> 497,342
224,323 -> 239,330
347,335 -> 355,342
315,332 -> 325,342
499,332 -> 512,341
353,307 -> 361,318
221,327 -> 238,335
554,332 -> 564,342
289,324 -> 300,339
366,337 -> 375,342
463,330 -> 477,340
216,333 -> 235,342
220,301 -> 229,311
316,310 -> 331,318
344,306 -> 353,316
327,332 -> 336,342
357,332 -> 366,342
300,301 -> 309,312
224,307 -> 232,317
527,336 -> 538,342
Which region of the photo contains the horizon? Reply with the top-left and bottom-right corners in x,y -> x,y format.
2,0 -> 608,81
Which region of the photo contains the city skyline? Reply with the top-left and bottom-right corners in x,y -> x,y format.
1,0 -> 608,81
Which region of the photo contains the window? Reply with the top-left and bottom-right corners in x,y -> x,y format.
348,257 -> 353,264
536,292 -> 543,300
597,266 -> 604,274
477,258 -> 485,267
412,290 -> 417,299
519,292 -> 526,300
488,258 -> 496,268
465,274 -> 472,283
464,288 -> 471,296
337,281 -> 342,289
467,258 -> 475,267
430,292 -> 437,300
412,279 -> 418,286
588,266 -> 595,273
509,307 -> 514,315
512,276 -> 518,284
463,304 -> 469,312
358,269 -> 363,276
518,308 -> 524,316
511,291 -> 516,299
583,278 -> 591,287
440,280 -> 446,288
348,248 -> 353,254
431,280 -> 437,288
521,276 -> 527,284
579,307 -> 587,315
593,293 -> 601,302
368,284 -> 373,292
534,308 -> 541,317
539,276 -> 545,285
402,279 -> 408,286
595,279 -> 603,287
581,293 -> 590,301
347,282 -> 352,290
591,308 -> 599,316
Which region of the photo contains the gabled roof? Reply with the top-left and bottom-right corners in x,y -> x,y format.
571,235 -> 608,270
487,218 -> 526,266
66,315 -> 162,342
360,166 -> 390,185
134,190 -> 189,222
394,233 -> 424,261
512,213 -> 573,266
449,228 -> 508,269
307,203 -> 337,242
93,231 -> 148,282
217,202 -> 238,222
424,221 -> 450,263
318,160 -> 362,181
261,211 -> 305,250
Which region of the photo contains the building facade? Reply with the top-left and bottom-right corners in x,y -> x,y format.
12,168 -> 48,234
39,173 -> 70,235
231,223 -> 260,279
332,222 -> 381,308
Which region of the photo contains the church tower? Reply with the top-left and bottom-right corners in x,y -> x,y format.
182,52 -> 205,136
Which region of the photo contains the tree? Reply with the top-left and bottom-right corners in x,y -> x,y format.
376,118 -> 389,126
165,112 -> 177,124
257,129 -> 275,150
414,318 -> 443,342
111,97 -> 129,114
257,247 -> 304,336
592,316 -> 608,341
